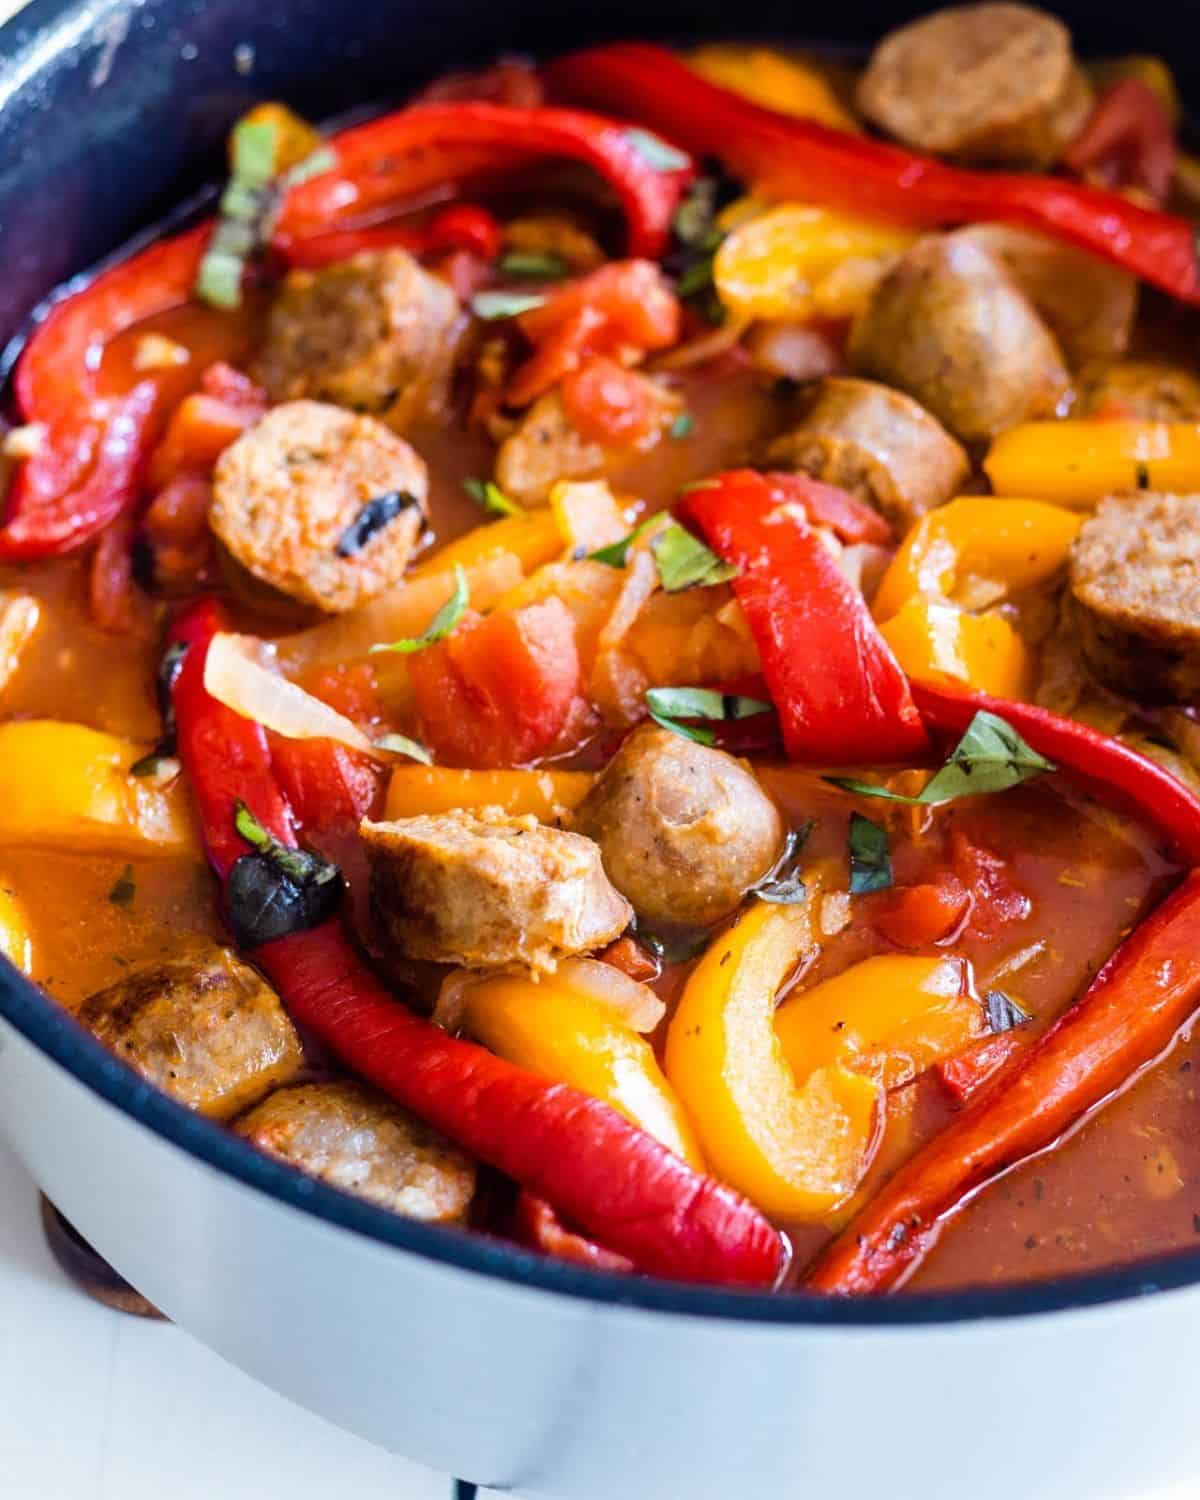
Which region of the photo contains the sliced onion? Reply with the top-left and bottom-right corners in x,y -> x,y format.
433,968 -> 481,1033
205,631 -> 380,756
556,957 -> 665,1033
651,315 -> 751,371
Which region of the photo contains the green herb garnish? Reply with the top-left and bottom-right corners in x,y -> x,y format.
588,515 -> 658,568
651,520 -> 738,592
471,290 -> 547,320
669,412 -> 695,440
828,711 -> 1056,807
646,685 -> 772,746
107,865 -> 136,905
752,821 -> 814,905
848,813 -> 892,894
463,477 -> 524,518
229,801 -> 342,946
498,250 -> 569,280
336,490 -> 418,558
372,733 -> 433,765
985,990 -> 1032,1034
623,127 -> 692,173
672,177 -> 720,247
370,565 -> 469,655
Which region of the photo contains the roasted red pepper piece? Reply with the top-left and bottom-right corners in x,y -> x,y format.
513,1191 -> 635,1273
912,679 -> 1200,863
3,224 -> 211,559
274,103 -> 690,260
274,203 -> 504,270
679,471 -> 928,764
936,1033 -> 1028,1107
1063,79 -> 1177,204
547,44 -> 1200,305
808,867 -> 1200,1294
169,601 -> 782,1287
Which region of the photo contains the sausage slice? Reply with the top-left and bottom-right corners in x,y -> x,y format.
211,400 -> 428,613
362,807 -> 633,972
765,376 -> 968,530
495,381 -> 681,506
856,3 -> 1093,167
1076,360 -> 1200,421
1068,493 -> 1200,704
572,724 -> 786,925
79,942 -> 303,1120
849,234 -> 1069,442
253,250 -> 464,431
235,1080 -> 475,1222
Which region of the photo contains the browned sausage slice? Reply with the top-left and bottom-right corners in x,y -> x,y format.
78,943 -> 303,1120
849,234 -> 1069,443
765,376 -> 968,530
572,724 -> 785,925
361,807 -> 633,972
253,250 -> 464,432
235,1080 -> 476,1222
1076,360 -> 1200,421
856,3 -> 1093,167
1068,493 -> 1200,703
211,400 -> 428,613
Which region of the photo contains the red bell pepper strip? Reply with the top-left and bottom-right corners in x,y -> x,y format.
169,601 -> 783,1286
513,1191 -> 635,1274
273,203 -> 504,270
679,471 -> 928,764
1063,79 -> 1177,205
273,102 -> 690,260
546,43 -> 1200,306
3,223 -> 211,559
912,679 -> 1200,864
807,866 -> 1200,1294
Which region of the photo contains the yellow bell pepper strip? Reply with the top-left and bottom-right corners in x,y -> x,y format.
873,497 -> 1084,621
983,422 -> 1200,508
413,509 -> 564,580
687,46 -> 859,131
0,887 -> 33,974
461,972 -> 704,1168
665,901 -> 881,1219
0,721 -> 197,856
774,955 -> 984,1092
385,766 -> 594,822
878,596 -> 1032,701
713,203 -> 916,322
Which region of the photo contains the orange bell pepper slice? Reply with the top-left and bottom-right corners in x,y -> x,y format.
983,421 -> 1200,507
665,901 -> 881,1219
878,596 -> 1032,700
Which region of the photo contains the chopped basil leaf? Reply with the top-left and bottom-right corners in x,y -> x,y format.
651,520 -> 738,592
588,514 -> 657,568
646,685 -> 771,745
195,250 -> 247,311
471,290 -> 547,320
131,639 -> 190,773
279,145 -> 336,189
676,255 -> 717,298
637,925 -> 711,964
498,250 -> 569,280
672,176 -> 720,248
985,989 -> 1032,1034
623,126 -> 691,173
370,565 -> 469,654
669,412 -> 694,440
828,711 -> 1056,807
335,490 -> 418,558
372,732 -> 433,765
107,865 -> 136,905
752,821 -> 814,905
848,812 -> 892,894
463,477 -> 523,517
229,800 -> 342,946
232,119 -> 278,184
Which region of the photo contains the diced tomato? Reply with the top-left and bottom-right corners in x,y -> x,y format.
561,355 -> 657,446
141,472 -> 215,591
507,260 -> 680,406
269,736 -> 384,837
874,876 -> 970,949
410,596 -> 583,768
950,829 -> 1032,939
598,935 -> 661,983
146,365 -> 266,491
300,661 -> 387,730
937,1032 -> 1027,1106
